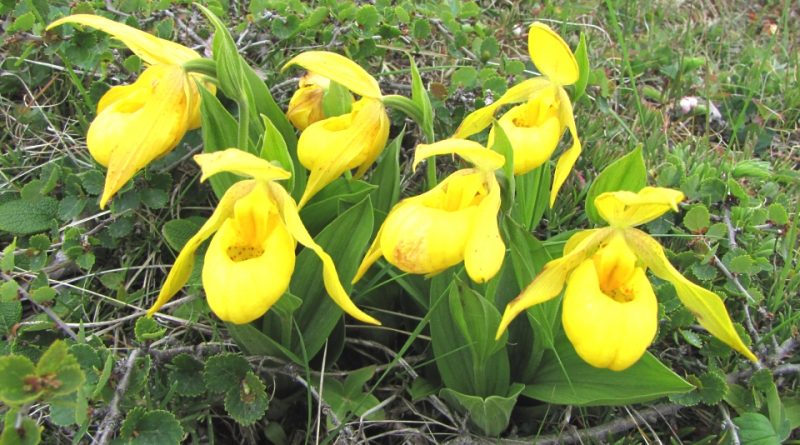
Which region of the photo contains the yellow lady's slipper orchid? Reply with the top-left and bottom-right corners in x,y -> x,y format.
146,148 -> 380,326
454,22 -> 581,207
47,14 -> 213,208
283,51 -> 390,207
353,139 -> 506,284
286,72 -> 354,131
496,187 -> 758,371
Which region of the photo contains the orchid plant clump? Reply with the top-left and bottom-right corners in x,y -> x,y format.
24,7 -> 771,440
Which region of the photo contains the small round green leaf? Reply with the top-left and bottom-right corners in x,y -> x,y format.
1,411 -> 41,445
134,318 -> 167,343
0,356 -> 39,405
168,354 -> 205,397
119,407 -> 184,445
224,371 -> 268,426
204,353 -> 250,394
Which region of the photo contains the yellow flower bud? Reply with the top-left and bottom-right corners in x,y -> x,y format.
287,73 -> 336,131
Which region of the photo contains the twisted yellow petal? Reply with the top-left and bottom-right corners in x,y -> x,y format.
463,174 -> 505,282
352,217 -> 391,284
194,148 -> 291,183
549,86 -> 581,207
496,227 -> 612,338
47,14 -> 199,66
283,51 -> 382,99
269,183 -> 381,325
563,260 -> 658,370
412,139 -> 505,172
528,22 -> 579,86
624,229 -> 758,362
147,181 -> 256,317
453,77 -> 551,139
595,187 -> 685,228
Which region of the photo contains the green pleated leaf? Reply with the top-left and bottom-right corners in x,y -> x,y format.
430,275 -> 510,397
299,179 -> 376,235
524,334 -> 693,406
513,162 -> 550,230
226,322 -> 303,365
321,80 -> 352,117
503,219 -> 559,379
260,116 -> 295,194
573,32 -> 590,101
490,121 -> 515,209
198,86 -> 240,198
439,383 -> 524,437
291,197 -> 374,358
370,129 -> 403,225
409,55 -> 434,137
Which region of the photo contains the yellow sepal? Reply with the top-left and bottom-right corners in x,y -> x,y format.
193,148 -> 291,183
47,14 -> 199,66
528,22 -> 579,86
595,187 -> 685,228
453,77 -> 552,139
283,51 -> 382,99
412,139 -> 505,172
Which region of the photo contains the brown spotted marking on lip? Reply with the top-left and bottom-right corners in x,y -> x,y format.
226,245 -> 265,262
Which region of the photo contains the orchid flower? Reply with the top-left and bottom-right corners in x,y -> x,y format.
146,149 -> 379,326
283,51 -> 390,207
454,22 -> 581,207
495,187 -> 758,370
353,139 -> 506,284
47,14 -> 214,208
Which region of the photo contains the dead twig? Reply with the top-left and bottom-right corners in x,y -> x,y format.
94,348 -> 141,445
